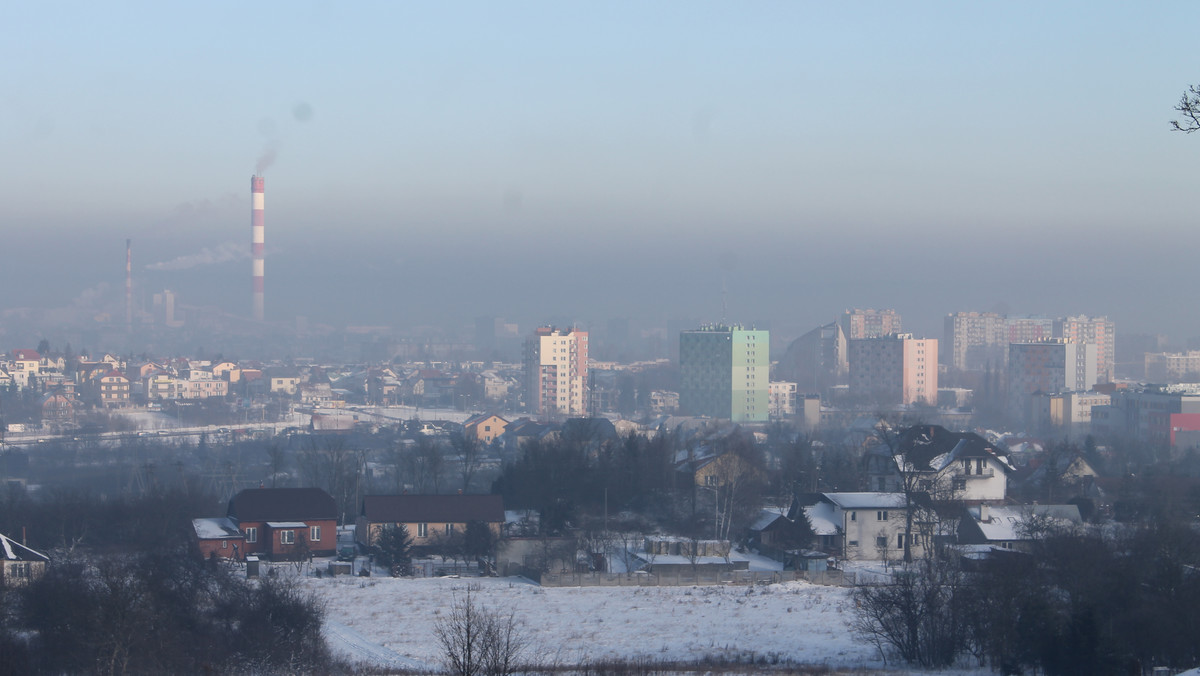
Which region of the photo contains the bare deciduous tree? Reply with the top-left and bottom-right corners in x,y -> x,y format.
435,585 -> 530,676
1172,84 -> 1200,133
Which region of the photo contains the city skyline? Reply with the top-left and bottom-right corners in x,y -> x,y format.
4,3 -> 1200,340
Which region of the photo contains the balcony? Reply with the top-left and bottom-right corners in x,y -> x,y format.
962,469 -> 995,479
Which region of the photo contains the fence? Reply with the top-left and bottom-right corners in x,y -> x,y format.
538,568 -> 872,588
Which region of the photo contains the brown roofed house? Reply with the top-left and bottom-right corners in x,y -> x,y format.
227,487 -> 338,560
355,494 -> 504,550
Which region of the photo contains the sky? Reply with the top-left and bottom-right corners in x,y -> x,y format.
3,2 -> 1199,343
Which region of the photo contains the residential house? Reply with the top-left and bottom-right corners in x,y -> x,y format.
683,450 -> 763,489
1,532 -> 50,587
227,487 -> 338,559
957,503 -> 1082,551
793,492 -> 925,561
211,361 -> 240,383
867,424 -> 1013,503
180,369 -> 228,399
88,370 -> 131,408
355,494 -> 505,550
9,349 -> 40,389
40,390 -> 74,424
145,372 -> 183,400
264,367 -> 301,396
191,517 -> 246,560
463,413 -> 510,445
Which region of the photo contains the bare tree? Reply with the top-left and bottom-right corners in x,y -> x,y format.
1172,84 -> 1200,133
453,431 -> 483,493
435,585 -> 530,676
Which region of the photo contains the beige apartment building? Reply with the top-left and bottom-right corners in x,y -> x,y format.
848,334 -> 938,406
524,327 -> 589,417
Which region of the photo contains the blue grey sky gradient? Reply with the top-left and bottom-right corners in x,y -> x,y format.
3,2 -> 1199,340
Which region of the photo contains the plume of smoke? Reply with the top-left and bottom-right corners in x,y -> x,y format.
146,241 -> 248,271
256,140 -> 280,174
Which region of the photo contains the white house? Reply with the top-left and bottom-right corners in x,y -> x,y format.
794,492 -> 926,561
867,424 -> 1013,503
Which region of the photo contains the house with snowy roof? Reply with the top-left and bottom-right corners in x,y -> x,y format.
191,517 -> 246,560
791,492 -> 927,561
1,532 -> 50,587
957,503 -> 1082,552
866,424 -> 1014,503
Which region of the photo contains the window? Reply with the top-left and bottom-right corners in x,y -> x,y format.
850,511 -> 856,521
222,540 -> 228,549
445,523 -> 454,534
12,563 -> 30,579
418,523 -> 428,538
848,540 -> 858,547
311,525 -> 321,542
245,527 -> 257,543
876,536 -> 887,549
877,510 -> 889,521
280,530 -> 295,545
897,534 -> 905,549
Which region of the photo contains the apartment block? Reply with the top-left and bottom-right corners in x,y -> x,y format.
524,327 -> 589,417
847,334 -> 938,406
943,312 -> 1007,372
1006,339 -> 1097,426
1055,315 -> 1114,383
679,325 -> 769,422
840,308 -> 902,340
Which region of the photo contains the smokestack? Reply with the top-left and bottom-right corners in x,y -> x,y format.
251,175 -> 265,321
125,238 -> 133,333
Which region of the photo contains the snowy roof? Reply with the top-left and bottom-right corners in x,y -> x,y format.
965,504 -> 1082,542
0,532 -> 50,562
802,502 -> 840,536
823,492 -> 908,510
750,509 -> 788,532
192,517 -> 243,540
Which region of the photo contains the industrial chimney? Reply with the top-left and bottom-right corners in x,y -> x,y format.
125,238 -> 133,333
251,175 -> 265,321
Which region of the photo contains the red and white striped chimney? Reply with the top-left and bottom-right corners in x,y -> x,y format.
251,175 -> 265,321
125,238 -> 133,333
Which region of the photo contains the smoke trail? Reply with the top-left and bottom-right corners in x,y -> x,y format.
146,241 -> 248,271
256,140 -> 280,174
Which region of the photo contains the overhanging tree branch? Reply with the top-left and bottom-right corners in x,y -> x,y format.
1171,84 -> 1200,133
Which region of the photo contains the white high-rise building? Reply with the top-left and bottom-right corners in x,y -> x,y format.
524,327 -> 589,417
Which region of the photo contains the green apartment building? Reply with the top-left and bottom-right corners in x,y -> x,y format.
679,325 -> 769,422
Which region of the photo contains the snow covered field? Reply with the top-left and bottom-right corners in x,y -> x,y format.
303,575 -> 881,672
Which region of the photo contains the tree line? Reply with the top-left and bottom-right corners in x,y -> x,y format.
854,515 -> 1200,674
0,490 -> 333,675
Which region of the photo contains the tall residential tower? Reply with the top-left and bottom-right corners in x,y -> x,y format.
524,327 -> 589,417
679,325 -> 769,422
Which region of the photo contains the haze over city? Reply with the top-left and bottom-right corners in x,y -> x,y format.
3,2 -> 1200,347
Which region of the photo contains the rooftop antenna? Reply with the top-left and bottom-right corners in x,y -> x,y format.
721,271 -> 728,326
718,252 -> 736,327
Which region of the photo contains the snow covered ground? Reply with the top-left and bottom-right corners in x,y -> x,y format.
303,575 -> 880,672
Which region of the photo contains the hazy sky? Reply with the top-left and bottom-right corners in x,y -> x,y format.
3,2 -> 1199,341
